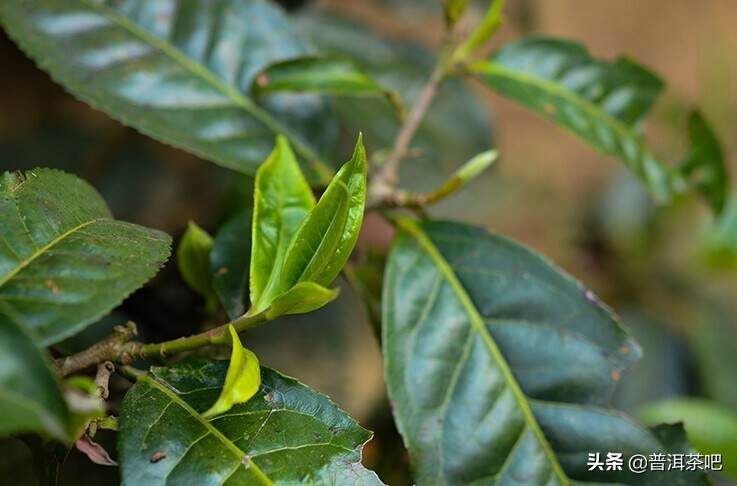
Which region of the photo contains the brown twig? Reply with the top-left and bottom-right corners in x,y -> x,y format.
94,361 -> 115,400
368,63 -> 447,206
54,322 -> 141,377
54,312 -> 268,377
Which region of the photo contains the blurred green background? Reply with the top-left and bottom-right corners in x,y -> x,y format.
1,0 -> 736,484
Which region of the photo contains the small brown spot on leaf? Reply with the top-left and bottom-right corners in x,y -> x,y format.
611,370 -> 621,381
256,73 -> 269,87
544,103 -> 556,114
150,451 -> 167,463
217,267 -> 229,276
45,279 -> 60,294
619,345 -> 630,355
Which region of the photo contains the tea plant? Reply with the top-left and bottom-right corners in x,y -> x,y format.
0,0 -> 730,484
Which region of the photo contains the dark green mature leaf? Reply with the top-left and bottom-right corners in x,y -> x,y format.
0,169 -> 171,344
638,397 -> 737,478
682,112 -> 728,212
383,218 -> 707,485
250,136 -> 315,315
119,361 -> 382,485
472,37 -> 692,205
0,0 -> 336,180
255,56 -> 404,119
177,221 -> 217,311
0,315 -> 69,441
211,210 -> 253,320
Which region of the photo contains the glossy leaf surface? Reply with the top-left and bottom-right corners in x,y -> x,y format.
280,137 -> 367,293
472,37 -> 690,204
203,326 -> 261,418
0,0 -> 335,178
119,361 -> 382,485
383,218 -> 707,485
0,315 -> 69,441
266,281 -> 339,319
211,209 -> 253,319
177,221 -> 216,310
0,169 -> 171,344
249,136 -> 315,314
255,56 -> 404,118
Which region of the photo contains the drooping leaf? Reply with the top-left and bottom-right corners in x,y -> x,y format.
177,221 -> 217,311
383,218 -> 707,484
202,326 -> 261,418
266,281 -> 340,319
472,37 -> 694,205
249,136 -> 315,315
638,397 -> 737,478
211,210 -> 253,320
0,169 -> 171,344
0,315 -> 69,441
682,111 -> 729,213
279,136 -> 367,293
119,361 -> 383,485
0,0 -> 336,180
254,56 -> 405,119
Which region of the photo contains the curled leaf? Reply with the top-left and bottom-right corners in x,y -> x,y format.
75,434 -> 117,466
266,282 -> 340,319
202,326 -> 261,418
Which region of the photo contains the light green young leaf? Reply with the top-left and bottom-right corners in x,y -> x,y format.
412,149 -> 498,205
0,0 -> 336,180
177,221 -> 217,312
266,282 -> 340,319
638,397 -> 737,478
471,36 -> 697,205
202,326 -> 260,418
450,0 -> 506,64
255,56 -> 405,120
682,111 -> 728,213
0,315 -> 69,442
280,136 -> 368,293
0,169 -> 171,344
249,136 -> 315,315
